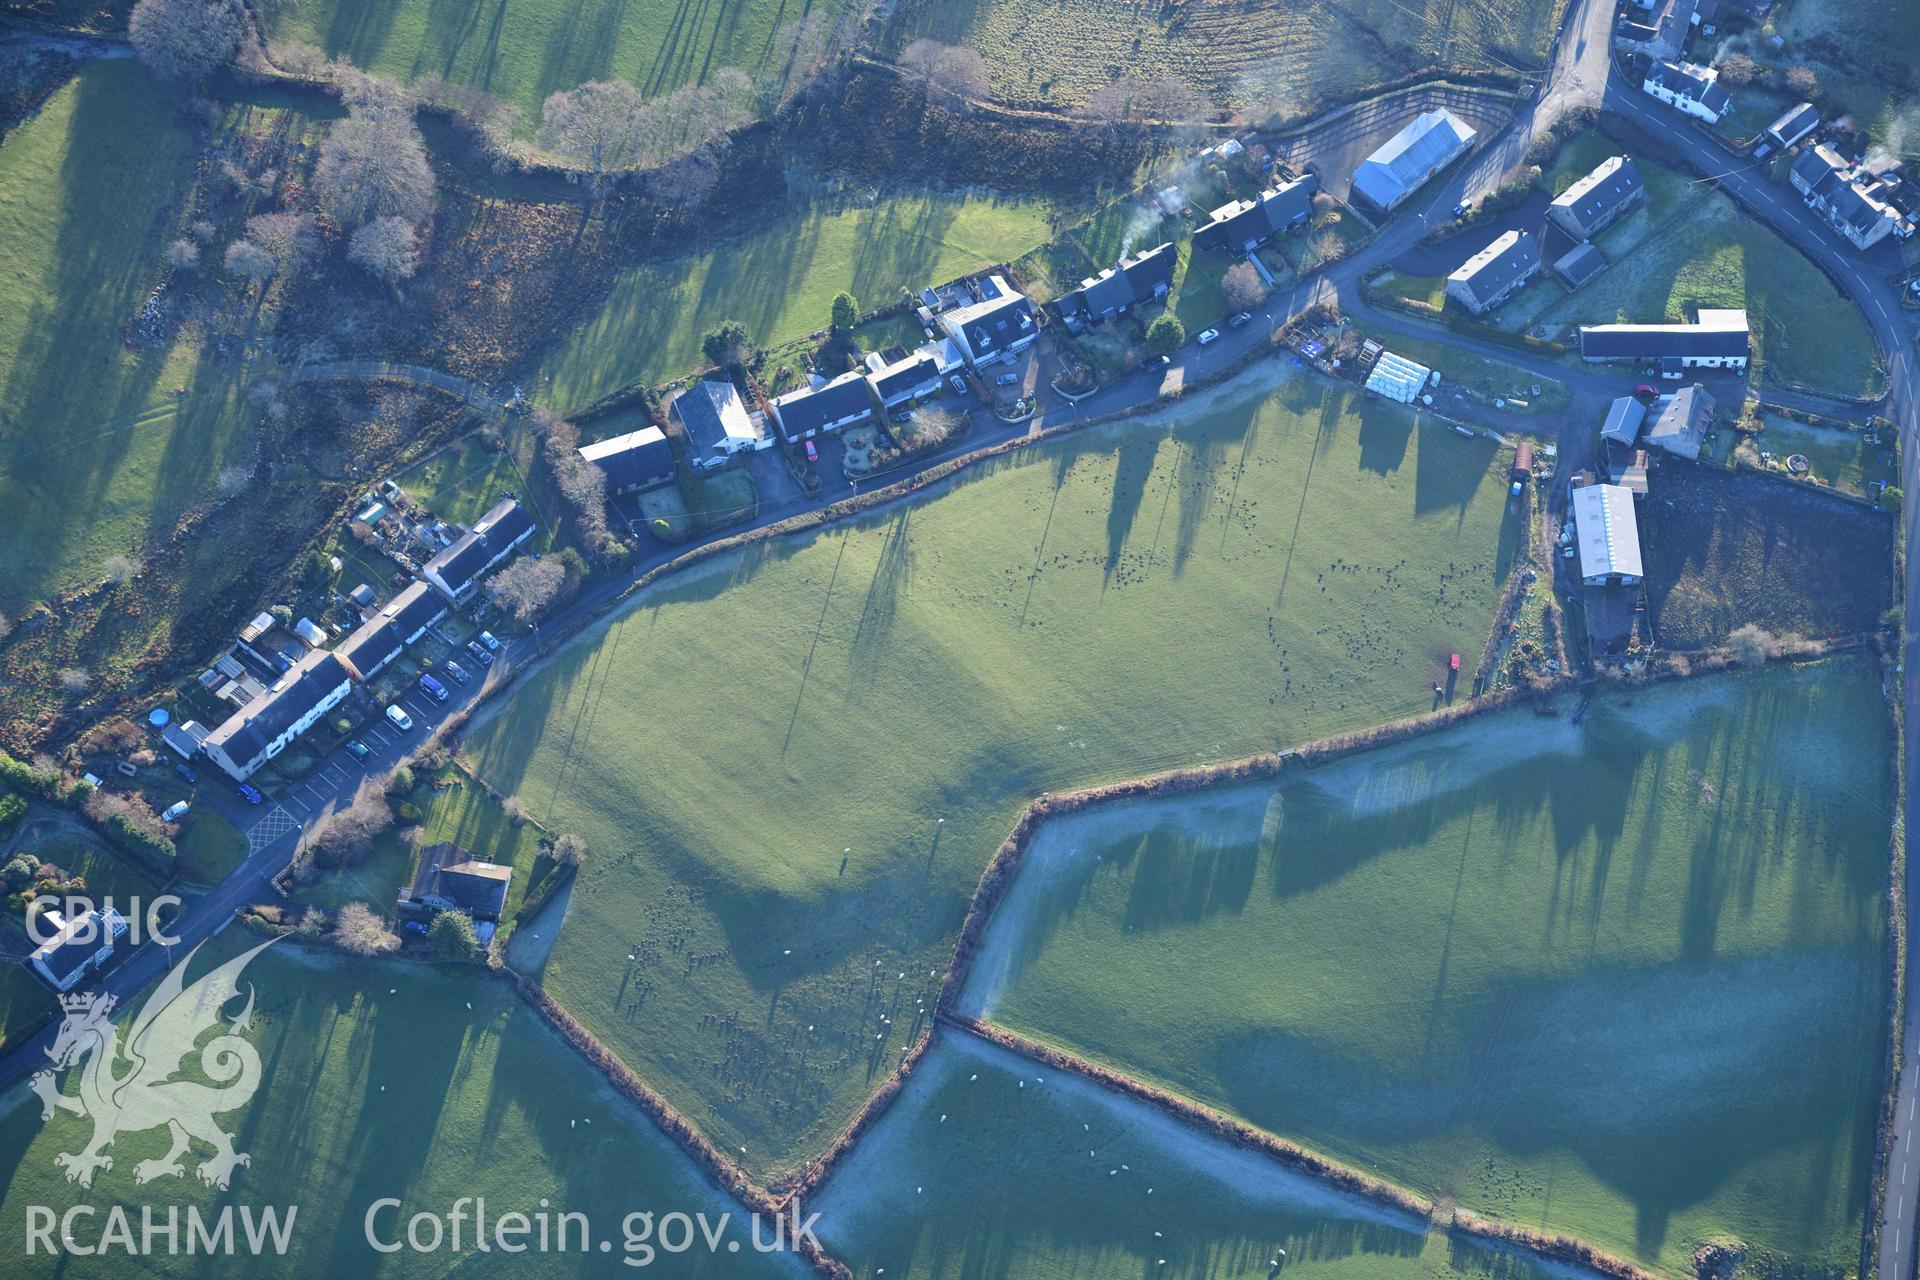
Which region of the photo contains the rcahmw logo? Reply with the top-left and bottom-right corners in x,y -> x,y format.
23,939 -> 297,1259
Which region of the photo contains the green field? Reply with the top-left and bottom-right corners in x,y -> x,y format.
883,0 -> 1568,113
958,660 -> 1890,1276
816,1032 -> 1588,1280
535,191 -> 1056,411
0,60 -> 256,613
0,935 -> 811,1277
0,963 -> 55,1055
465,371 -> 1521,1176
1777,0 -> 1920,158
263,0 -> 859,135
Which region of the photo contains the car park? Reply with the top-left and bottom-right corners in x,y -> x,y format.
386,705 -> 414,731
949,374 -> 967,395
1196,328 -> 1221,346
444,660 -> 470,685
174,763 -> 198,785
345,739 -> 371,762
467,641 -> 494,666
1228,311 -> 1253,329
236,783 -> 263,805
419,674 -> 449,702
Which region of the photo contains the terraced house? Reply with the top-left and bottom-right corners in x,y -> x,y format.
1445,229 -> 1540,314
1791,145 -> 1905,250
202,650 -> 354,781
1190,174 -> 1318,255
1055,241 -> 1176,328
421,497 -> 537,601
1548,155 -> 1645,239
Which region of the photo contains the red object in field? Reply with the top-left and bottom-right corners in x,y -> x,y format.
1449,652 -> 1461,672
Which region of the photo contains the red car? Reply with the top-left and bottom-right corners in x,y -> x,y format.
1633,383 -> 1658,400
804,439 -> 818,463
1449,652 -> 1461,672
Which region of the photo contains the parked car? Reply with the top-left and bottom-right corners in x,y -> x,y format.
345,739 -> 371,762
1228,311 -> 1254,329
467,640 -> 494,667
444,660 -> 470,685
804,438 -> 819,463
236,783 -> 263,805
174,763 -> 199,785
1452,200 -> 1473,218
419,673 -> 449,702
949,374 -> 968,395
1632,383 -> 1659,400
403,919 -> 429,937
160,800 -> 190,823
386,705 -> 414,731
1196,328 -> 1221,346
994,372 -> 1020,386
477,631 -> 500,652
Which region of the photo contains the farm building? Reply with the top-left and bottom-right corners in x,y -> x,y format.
1548,156 -> 1645,239
1511,442 -> 1534,480
1578,309 -> 1749,369
1364,350 -> 1432,403
1553,242 -> 1608,288
937,275 -> 1038,368
1765,102 -> 1819,150
1350,110 -> 1477,212
580,426 -> 675,495
1600,395 -> 1648,449
772,370 -> 875,442
1572,483 -> 1644,587
1641,61 -> 1731,124
864,350 -> 947,408
422,498 -> 537,602
1642,383 -> 1715,460
30,906 -> 127,991
1056,242 -> 1177,327
1445,229 -> 1540,314
1608,449 -> 1651,497
203,650 -> 355,781
672,377 -> 769,456
1191,175 -> 1318,255
336,580 -> 449,682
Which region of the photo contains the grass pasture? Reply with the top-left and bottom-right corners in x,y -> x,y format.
463,371 -> 1522,1176
536,190 -> 1055,412
882,0 -> 1568,113
1640,464 -> 1893,649
262,0 -> 860,136
0,60 -> 259,613
0,934 -> 812,1278
1777,0 -> 1920,158
959,660 -> 1891,1276
813,1032 -> 1582,1280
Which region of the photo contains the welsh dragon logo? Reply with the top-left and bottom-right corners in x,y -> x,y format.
29,939 -> 274,1191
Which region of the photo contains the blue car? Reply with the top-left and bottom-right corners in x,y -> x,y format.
236,783 -> 263,805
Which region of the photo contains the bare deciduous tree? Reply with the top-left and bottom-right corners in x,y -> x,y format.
898,39 -> 991,107
216,462 -> 253,498
224,239 -> 277,286
57,668 -> 92,694
486,556 -> 566,623
348,215 -> 420,285
245,210 -> 321,274
163,238 -> 200,271
331,901 -> 400,955
1222,259 -> 1267,311
548,832 -> 587,866
308,780 -> 395,865
537,80 -> 650,190
102,554 -> 142,584
314,112 -> 436,227
129,0 -> 245,84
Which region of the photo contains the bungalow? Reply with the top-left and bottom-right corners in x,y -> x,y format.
422,498 -> 536,602
1641,61 -> 1732,124
1642,383 -> 1715,460
401,842 -> 514,936
1547,156 -> 1645,240
1765,101 -> 1819,150
937,275 -> 1038,368
771,369 -> 875,442
1350,109 -> 1477,212
30,907 -> 127,991
336,580 -> 449,682
1578,308 -> 1749,369
1444,229 -> 1540,315
671,377 -> 770,456
864,350 -> 945,409
1190,174 -> 1318,255
579,425 -> 675,494
203,649 -> 354,781
1572,483 -> 1645,587
1056,241 -> 1176,327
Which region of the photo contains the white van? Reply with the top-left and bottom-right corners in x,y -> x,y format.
160,800 -> 190,823
385,705 -> 414,731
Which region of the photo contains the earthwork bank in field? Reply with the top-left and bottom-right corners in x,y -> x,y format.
960,658 -> 1890,1276
466,370 -> 1522,1177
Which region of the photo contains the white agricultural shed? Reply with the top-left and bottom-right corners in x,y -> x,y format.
1364,351 -> 1433,404
1572,483 -> 1644,587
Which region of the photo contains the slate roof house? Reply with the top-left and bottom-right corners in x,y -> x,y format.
672,377 -> 768,455
1614,0 -> 1697,60
864,350 -> 945,408
1642,383 -> 1715,460
1578,309 -> 1749,369
1600,395 -> 1648,449
1553,242 -> 1608,288
1191,174 -> 1318,255
1445,229 -> 1540,315
1548,156 -> 1646,239
1056,242 -> 1176,327
422,498 -> 536,601
1765,102 -> 1819,150
203,650 -> 354,781
1572,483 -> 1645,587
1792,146 -> 1903,249
401,843 -> 514,926
31,906 -> 127,991
1641,61 -> 1731,124
771,369 -> 875,441
1350,110 -> 1477,212
937,275 -> 1038,368
579,425 -> 675,495
336,580 -> 449,682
